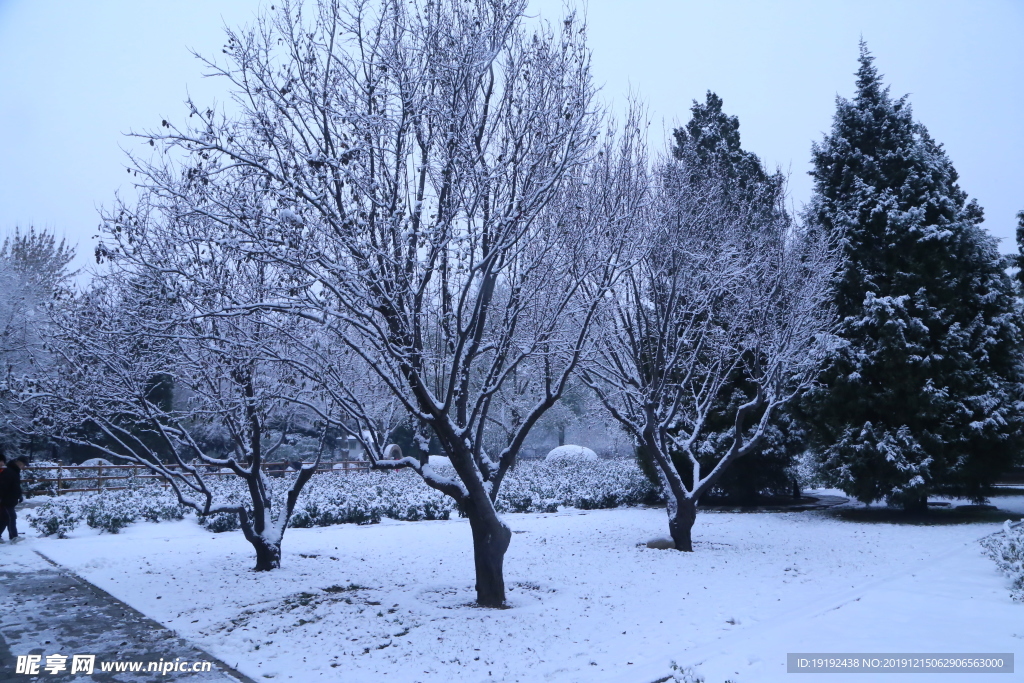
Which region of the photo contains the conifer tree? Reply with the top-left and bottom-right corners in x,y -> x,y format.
801,43 -> 1024,510
1015,210 -> 1024,291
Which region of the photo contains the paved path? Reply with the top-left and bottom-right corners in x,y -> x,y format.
0,546 -> 255,683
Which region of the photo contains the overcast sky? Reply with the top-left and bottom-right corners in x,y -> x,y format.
1,0 -> 1021,275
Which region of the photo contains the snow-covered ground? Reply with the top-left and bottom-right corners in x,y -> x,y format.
15,492 -> 1024,683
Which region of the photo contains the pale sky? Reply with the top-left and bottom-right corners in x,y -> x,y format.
1,0 -> 1022,275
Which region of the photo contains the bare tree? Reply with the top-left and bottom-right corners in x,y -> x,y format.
0,228 -> 76,457
582,161 -> 839,551
25,180 -> 341,571
126,0 -> 647,605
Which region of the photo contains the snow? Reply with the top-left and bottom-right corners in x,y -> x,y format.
545,445 -> 598,462
19,492 -> 1023,683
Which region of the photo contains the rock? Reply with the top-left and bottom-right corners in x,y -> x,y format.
545,445 -> 598,462
646,537 -> 675,550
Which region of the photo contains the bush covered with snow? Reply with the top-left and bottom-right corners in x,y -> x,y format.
496,458 -> 657,513
28,498 -> 79,538
29,457 -> 657,536
289,470 -> 455,528
667,662 -> 705,683
21,460 -> 63,497
981,520 -> 1024,601
544,444 -> 598,462
30,486 -> 188,536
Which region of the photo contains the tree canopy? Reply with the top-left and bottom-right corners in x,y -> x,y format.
800,43 -> 1024,509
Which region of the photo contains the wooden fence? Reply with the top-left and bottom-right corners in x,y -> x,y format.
23,461 -> 371,496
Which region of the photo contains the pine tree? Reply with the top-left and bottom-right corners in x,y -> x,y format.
1015,210 -> 1024,292
801,43 -> 1024,510
665,92 -> 803,504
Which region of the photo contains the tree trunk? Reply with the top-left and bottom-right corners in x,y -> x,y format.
252,537 -> 281,571
467,506 -> 512,607
901,493 -> 928,513
667,497 -> 697,552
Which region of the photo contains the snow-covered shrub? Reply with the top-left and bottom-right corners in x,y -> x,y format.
135,493 -> 188,523
667,662 -> 704,683
495,458 -> 657,513
794,450 -> 830,490
81,488 -> 186,533
199,511 -> 241,533
28,499 -> 80,538
189,478 -> 247,532
84,504 -> 135,534
28,457 -> 656,537
545,445 -> 598,462
289,470 -> 452,527
29,486 -> 189,536
981,521 -> 1024,601
303,458 -> 654,522
72,458 -> 121,490
21,460 -> 63,497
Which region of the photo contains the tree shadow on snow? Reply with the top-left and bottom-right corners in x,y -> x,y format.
828,506 -> 1023,526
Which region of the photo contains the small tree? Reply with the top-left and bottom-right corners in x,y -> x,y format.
799,44 -> 1024,509
584,157 -> 837,551
127,0 -> 643,605
666,92 -> 804,504
0,228 -> 76,458
26,182 -> 340,571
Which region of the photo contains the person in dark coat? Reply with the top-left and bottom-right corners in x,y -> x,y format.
0,457 -> 28,543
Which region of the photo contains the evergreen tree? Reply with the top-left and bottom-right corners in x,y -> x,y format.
663,92 -> 803,504
800,43 -> 1024,510
1015,210 -> 1024,292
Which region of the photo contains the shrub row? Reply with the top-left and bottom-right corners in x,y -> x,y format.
30,487 -> 187,537
29,457 -> 658,536
495,458 -> 657,513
